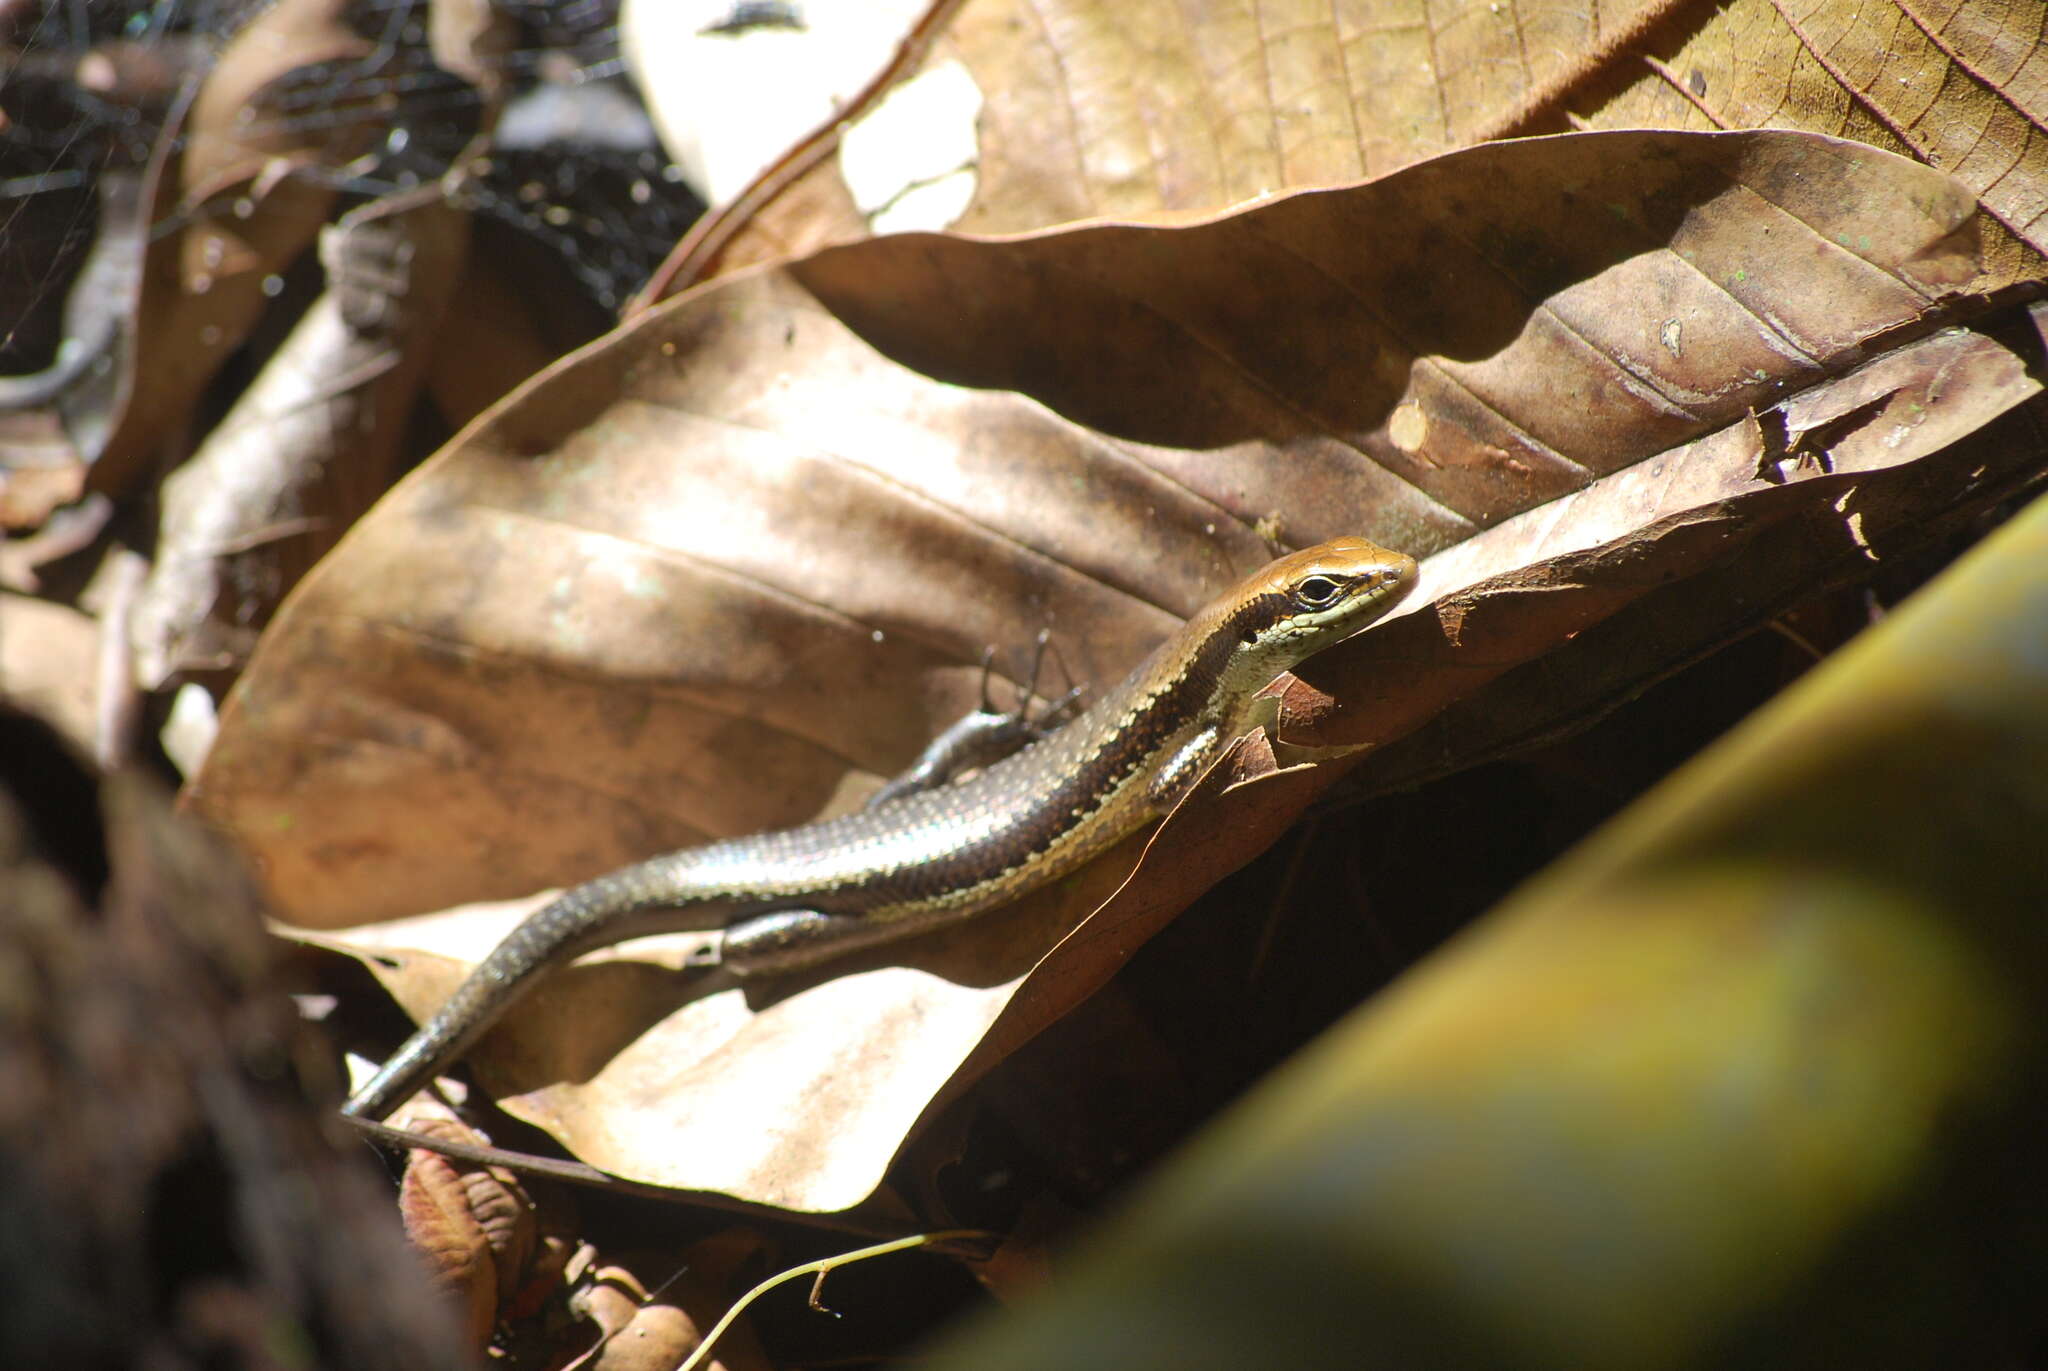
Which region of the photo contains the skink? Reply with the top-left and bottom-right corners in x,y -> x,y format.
864,632 -> 1083,809
344,538 -> 1417,1121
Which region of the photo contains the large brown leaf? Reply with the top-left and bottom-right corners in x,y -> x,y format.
200,128 -> 1985,919
647,0 -> 2047,293
192,129 -> 2035,1207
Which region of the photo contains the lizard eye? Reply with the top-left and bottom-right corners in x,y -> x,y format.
1293,574 -> 1345,609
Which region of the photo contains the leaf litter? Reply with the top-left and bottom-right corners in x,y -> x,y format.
193,129 -> 2038,1208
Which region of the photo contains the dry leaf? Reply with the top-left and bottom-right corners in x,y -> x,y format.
583,1302 -> 696,1371
0,417 -> 89,525
199,130 -> 1989,926
1585,0 -> 2048,290
565,1236 -> 772,1371
88,0 -> 383,489
204,130 -> 2039,1207
428,1118 -> 540,1308
0,592 -> 98,750
392,1109 -> 554,1349
399,1146 -> 501,1349
1343,308 -> 2048,791
653,0 -> 2048,293
425,219 -> 612,434
128,196 -> 470,686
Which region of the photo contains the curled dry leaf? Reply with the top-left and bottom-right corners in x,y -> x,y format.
462,1171 -> 538,1311
592,1304 -> 715,1371
1585,0 -> 2048,289
570,1285 -> 721,1371
398,1145 -> 502,1349
393,1108 -> 554,1348
569,1276 -> 645,1359
413,1110 -> 542,1237
128,196 -> 471,686
566,1238 -> 772,1371
565,1254 -> 770,1371
1334,309 -> 2048,790
197,130 -> 2029,1207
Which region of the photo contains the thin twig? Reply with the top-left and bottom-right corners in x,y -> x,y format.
343,1114 -> 971,1245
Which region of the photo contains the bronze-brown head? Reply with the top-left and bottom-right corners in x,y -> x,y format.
1200,537 -> 1418,702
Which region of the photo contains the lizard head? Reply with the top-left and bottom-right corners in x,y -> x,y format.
1209,537 -> 1418,690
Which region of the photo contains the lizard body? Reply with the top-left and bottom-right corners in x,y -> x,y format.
343,539 -> 1416,1120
